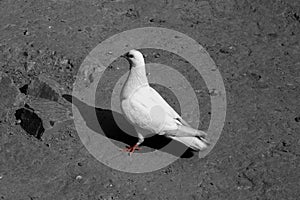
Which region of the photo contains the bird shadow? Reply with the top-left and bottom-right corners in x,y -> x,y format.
62,94 -> 195,158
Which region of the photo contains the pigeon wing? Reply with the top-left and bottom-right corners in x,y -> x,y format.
148,88 -> 208,150
122,86 -> 208,150
123,86 -> 184,134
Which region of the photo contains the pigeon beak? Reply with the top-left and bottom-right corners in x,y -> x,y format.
121,52 -> 129,59
121,52 -> 132,69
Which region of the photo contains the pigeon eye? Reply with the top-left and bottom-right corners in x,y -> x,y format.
128,54 -> 134,58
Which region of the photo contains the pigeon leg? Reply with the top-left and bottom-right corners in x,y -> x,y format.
122,143 -> 141,155
122,132 -> 144,156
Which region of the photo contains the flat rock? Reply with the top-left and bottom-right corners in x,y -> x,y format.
27,97 -> 72,130
0,72 -> 19,119
27,73 -> 66,102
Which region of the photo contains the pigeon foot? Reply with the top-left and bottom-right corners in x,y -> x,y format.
121,144 -> 141,156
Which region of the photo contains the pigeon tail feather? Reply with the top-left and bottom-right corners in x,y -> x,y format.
169,136 -> 208,151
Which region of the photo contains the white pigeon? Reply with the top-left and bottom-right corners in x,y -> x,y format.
120,49 -> 209,155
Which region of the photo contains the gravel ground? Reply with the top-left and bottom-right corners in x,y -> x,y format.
0,0 -> 300,199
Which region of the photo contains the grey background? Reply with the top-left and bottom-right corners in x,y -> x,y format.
0,0 -> 299,199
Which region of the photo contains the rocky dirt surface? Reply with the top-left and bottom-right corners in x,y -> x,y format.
1,0 -> 300,199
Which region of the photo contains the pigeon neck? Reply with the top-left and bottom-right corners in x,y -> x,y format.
121,64 -> 149,99
128,64 -> 148,86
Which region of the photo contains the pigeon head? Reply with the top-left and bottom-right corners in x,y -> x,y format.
123,49 -> 145,68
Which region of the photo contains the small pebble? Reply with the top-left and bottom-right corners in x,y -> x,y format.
154,53 -> 160,58
76,175 -> 82,180
24,30 -> 29,35
85,26 -> 92,32
23,51 -> 28,57
49,120 -> 55,126
60,59 -> 69,65
209,89 -> 219,96
60,135 -> 66,140
26,61 -> 36,71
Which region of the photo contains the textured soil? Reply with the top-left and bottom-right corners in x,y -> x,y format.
1,0 -> 300,199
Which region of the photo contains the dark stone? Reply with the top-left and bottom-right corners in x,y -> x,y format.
49,120 -> 55,126
293,12 -> 300,22
267,33 -> 278,38
219,48 -> 230,54
23,51 -> 28,57
125,8 -> 139,18
19,84 -> 29,95
62,94 -> 72,103
15,104 -> 45,139
249,72 -> 262,81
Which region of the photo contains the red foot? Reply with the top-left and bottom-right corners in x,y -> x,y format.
122,144 -> 141,155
